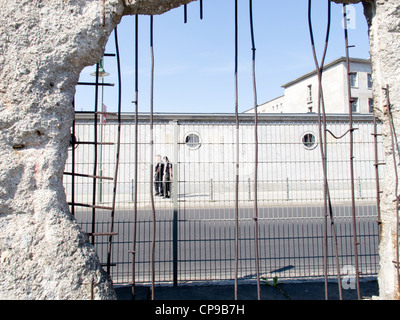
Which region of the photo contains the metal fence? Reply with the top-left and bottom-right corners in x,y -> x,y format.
64,113 -> 384,285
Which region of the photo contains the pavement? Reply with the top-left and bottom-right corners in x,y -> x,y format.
114,278 -> 379,300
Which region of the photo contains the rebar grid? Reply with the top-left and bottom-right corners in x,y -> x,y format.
65,27 -> 123,277
65,1 -> 383,299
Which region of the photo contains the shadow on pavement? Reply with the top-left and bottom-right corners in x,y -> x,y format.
114,279 -> 379,300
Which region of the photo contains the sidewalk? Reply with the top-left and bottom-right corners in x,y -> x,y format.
114,279 -> 379,300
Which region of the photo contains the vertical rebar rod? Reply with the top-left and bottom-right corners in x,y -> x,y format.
308,0 -> 342,300
385,85 -> 400,293
131,14 -> 139,300
308,0 -> 328,298
71,104 -> 76,217
249,0 -> 260,300
234,0 -> 239,301
91,63 -> 100,246
149,15 -> 157,301
373,114 -> 382,241
184,4 -> 187,23
343,4 -> 361,300
106,26 -> 122,276
200,0 -> 203,20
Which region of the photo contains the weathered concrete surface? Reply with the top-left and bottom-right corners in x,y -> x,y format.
366,0 -> 400,300
0,0 -> 193,300
1,0 -> 400,300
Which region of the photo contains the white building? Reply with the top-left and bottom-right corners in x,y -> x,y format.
64,112 -> 382,208
245,57 -> 373,114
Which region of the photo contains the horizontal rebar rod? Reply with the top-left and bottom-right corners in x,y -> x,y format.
63,172 -> 114,180
77,82 -> 114,87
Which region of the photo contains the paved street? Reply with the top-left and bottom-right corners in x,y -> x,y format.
75,203 -> 379,285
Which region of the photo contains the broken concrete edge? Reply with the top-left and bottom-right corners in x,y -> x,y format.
122,0 -> 196,16
0,0 -> 194,300
2,0 -> 400,300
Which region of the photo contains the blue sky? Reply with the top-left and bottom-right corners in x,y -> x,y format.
75,0 -> 370,114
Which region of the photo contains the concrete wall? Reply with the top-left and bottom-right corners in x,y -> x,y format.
65,113 -> 383,207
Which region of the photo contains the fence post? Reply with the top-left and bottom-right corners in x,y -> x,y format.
172,119 -> 179,286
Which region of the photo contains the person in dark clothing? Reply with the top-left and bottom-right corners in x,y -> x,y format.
163,156 -> 172,199
154,155 -> 164,196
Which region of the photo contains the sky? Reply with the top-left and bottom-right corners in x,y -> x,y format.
74,0 -> 371,114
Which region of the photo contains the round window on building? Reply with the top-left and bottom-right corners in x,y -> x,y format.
185,132 -> 201,149
302,132 -> 317,150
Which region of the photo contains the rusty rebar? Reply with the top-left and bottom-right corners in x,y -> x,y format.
131,14 -> 139,300
326,127 -> 357,140
106,26 -> 122,275
234,0 -> 239,301
149,15 -> 157,301
91,62 -> 100,246
308,0 -> 329,298
308,0 -> 343,300
71,114 -> 76,217
343,3 -> 361,300
249,0 -> 261,300
372,114 -> 383,241
385,85 -> 400,293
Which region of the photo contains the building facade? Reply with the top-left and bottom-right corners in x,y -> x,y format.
245,57 -> 373,114
64,112 -> 382,208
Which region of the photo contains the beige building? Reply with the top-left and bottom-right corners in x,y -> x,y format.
245,57 -> 373,114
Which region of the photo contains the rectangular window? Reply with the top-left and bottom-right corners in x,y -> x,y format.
367,73 -> 372,89
351,97 -> 359,113
349,72 -> 358,88
369,98 -> 374,113
307,85 -> 312,103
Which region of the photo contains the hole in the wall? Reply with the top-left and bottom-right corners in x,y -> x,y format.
64,1 -> 375,286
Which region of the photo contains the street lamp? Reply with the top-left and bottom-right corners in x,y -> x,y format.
90,59 -> 110,78
91,58 -> 109,203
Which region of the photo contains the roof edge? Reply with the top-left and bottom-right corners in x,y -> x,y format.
281,57 -> 371,88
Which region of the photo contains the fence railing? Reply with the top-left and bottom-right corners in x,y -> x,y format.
64,113 -> 384,285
